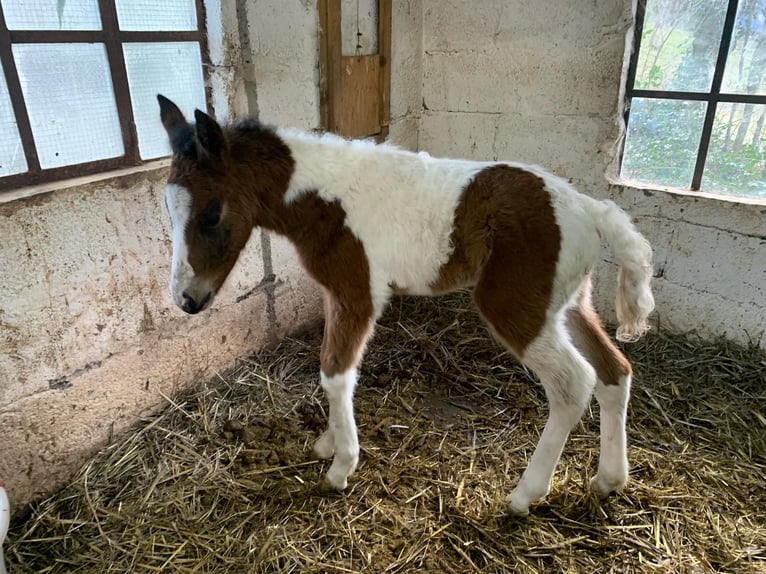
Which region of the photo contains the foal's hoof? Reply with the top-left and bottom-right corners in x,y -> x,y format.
590,473 -> 628,498
316,478 -> 344,496
505,493 -> 530,517
506,503 -> 530,517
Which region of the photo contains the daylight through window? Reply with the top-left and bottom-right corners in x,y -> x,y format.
0,0 -> 208,191
621,0 -> 766,199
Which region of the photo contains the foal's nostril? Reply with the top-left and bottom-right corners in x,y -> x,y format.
181,291 -> 200,314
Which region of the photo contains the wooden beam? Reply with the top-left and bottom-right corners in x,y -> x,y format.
327,0 -> 342,132
377,0 -> 392,142
317,0 -> 329,131
318,0 -> 342,132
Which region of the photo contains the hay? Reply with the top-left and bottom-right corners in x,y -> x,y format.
6,292 -> 766,573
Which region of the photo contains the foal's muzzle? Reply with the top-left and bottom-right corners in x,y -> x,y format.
180,290 -> 212,314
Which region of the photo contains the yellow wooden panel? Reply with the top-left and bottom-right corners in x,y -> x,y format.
337,54 -> 381,138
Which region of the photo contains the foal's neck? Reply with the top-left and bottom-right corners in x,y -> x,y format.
232,125 -> 344,237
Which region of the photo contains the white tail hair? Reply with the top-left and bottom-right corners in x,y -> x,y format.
590,200 -> 655,342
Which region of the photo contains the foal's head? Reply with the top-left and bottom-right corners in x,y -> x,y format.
158,95 -> 254,314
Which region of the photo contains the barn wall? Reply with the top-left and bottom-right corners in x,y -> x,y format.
419,0 -> 766,348
0,0 -> 422,513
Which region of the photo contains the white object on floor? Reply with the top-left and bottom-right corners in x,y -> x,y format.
0,482 -> 9,574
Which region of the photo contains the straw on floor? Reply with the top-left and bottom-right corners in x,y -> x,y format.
6,292 -> 766,573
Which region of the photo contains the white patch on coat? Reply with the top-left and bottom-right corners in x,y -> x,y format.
165,183 -> 195,308
279,129 -> 495,314
320,369 -> 359,490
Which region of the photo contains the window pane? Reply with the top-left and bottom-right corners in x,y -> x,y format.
703,103 -> 766,198
123,42 -> 206,160
721,0 -> 766,95
634,0 -> 728,92
115,0 -> 197,31
13,44 -> 124,169
621,98 -> 707,188
2,0 -> 101,30
0,61 -> 27,176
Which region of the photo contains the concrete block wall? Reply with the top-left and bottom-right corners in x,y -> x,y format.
418,0 -> 765,347
0,169 -> 307,514
0,0 -> 423,513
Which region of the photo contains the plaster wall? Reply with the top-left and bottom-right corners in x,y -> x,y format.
419,0 -> 765,348
0,0 -> 423,513
241,0 -> 422,146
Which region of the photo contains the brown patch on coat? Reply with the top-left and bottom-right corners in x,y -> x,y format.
432,165 -> 561,356
278,194 -> 375,377
163,114 -> 374,376
566,282 -> 632,386
427,172 -> 494,294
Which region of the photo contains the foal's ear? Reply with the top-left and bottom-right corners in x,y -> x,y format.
194,109 -> 227,158
158,94 -> 186,130
157,94 -> 194,155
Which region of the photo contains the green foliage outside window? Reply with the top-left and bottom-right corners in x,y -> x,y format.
621,0 -> 766,199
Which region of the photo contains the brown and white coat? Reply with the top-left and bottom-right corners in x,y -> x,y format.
158,96 -> 654,515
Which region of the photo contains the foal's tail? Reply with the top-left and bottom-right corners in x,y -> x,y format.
588,199 -> 655,342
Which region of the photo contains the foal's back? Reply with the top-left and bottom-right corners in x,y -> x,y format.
278,129 -> 598,303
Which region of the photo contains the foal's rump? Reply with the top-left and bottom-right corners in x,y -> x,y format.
497,163 -> 654,337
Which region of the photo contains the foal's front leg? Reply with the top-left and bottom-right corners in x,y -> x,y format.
314,295 -> 374,492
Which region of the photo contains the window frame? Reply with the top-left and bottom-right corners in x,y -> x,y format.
623,0 -> 766,192
0,0 -> 210,192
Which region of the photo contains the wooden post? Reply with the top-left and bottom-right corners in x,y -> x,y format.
377,0 -> 392,142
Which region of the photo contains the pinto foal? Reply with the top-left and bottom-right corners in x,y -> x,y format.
157,95 -> 654,515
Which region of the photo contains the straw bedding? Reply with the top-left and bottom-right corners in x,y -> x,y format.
6,292 -> 766,573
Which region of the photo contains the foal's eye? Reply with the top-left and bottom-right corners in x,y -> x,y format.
198,200 -> 222,229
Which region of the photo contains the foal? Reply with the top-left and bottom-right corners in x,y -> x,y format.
157,95 -> 654,515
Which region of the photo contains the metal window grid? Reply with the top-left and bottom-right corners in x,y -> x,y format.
0,0 -> 209,192
625,0 -> 766,191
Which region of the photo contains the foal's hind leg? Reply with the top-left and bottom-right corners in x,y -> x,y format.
566,291 -> 633,496
506,325 -> 597,514
475,287 -> 596,515
314,294 -> 375,492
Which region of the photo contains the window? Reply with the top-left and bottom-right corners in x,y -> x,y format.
621,0 -> 766,200
0,0 -> 209,192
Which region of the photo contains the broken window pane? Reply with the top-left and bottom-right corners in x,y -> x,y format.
2,0 -> 101,30
703,103 -> 766,198
0,60 -> 27,176
115,0 -> 197,31
123,42 -> 206,159
13,43 -> 124,169
621,98 -> 707,189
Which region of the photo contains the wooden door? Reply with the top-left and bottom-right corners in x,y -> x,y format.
318,0 -> 391,140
